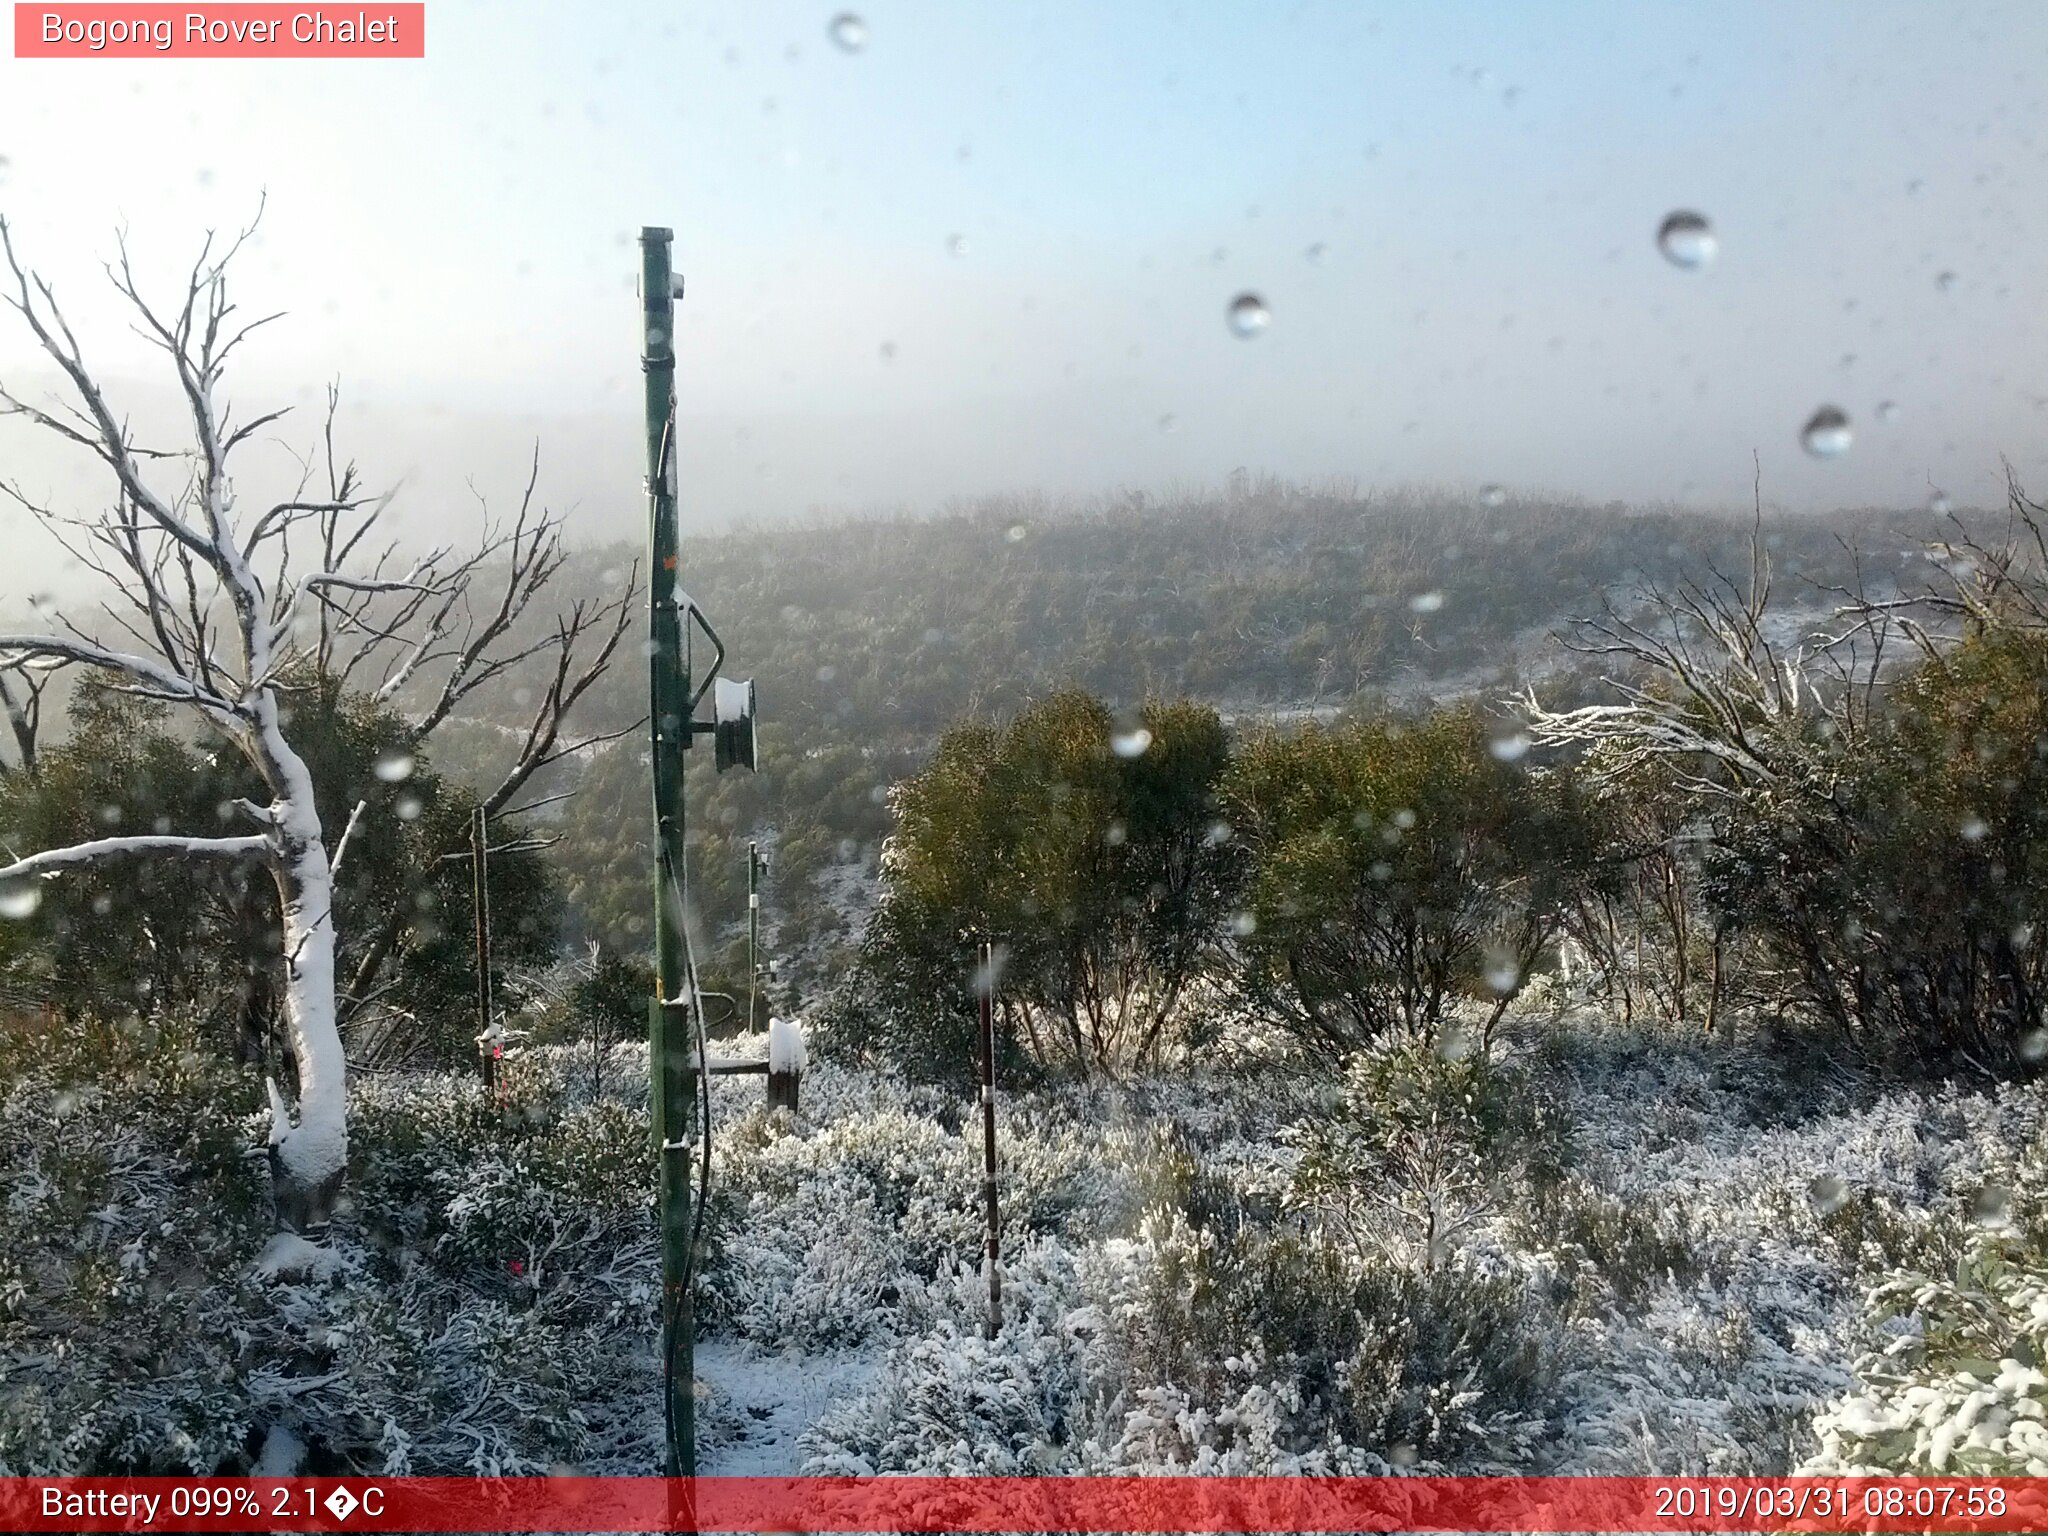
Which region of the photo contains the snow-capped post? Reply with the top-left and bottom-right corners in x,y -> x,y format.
471,805 -> 497,1090
977,939 -> 1002,1339
766,1015 -> 804,1112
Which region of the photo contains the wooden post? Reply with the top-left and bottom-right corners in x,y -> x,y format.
978,941 -> 1001,1339
471,805 -> 496,1091
767,1015 -> 803,1113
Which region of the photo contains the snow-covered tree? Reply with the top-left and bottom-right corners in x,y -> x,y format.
0,213 -> 631,1230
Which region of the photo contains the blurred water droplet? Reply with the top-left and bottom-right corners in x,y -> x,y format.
1409,590 -> 1445,613
1929,490 -> 1952,515
828,12 -> 867,52
1656,210 -> 1717,270
373,748 -> 415,784
970,944 -> 1010,997
1876,400 -> 1899,423
1111,728 -> 1154,759
1104,820 -> 1128,847
1005,524 -> 1028,544
1204,819 -> 1233,847
1229,910 -> 1257,938
1936,269 -> 1958,292
946,233 -> 969,258
1158,413 -> 1178,433
1226,293 -> 1270,337
1960,815 -> 1989,842
395,796 -> 423,823
1808,1175 -> 1850,1217
1483,956 -> 1521,993
1479,484 -> 1506,508
2020,1027 -> 2048,1063
1303,242 -> 1327,264
91,893 -> 113,916
1436,1021 -> 1476,1059
1489,731 -> 1531,762
1973,1185 -> 2013,1229
1800,406 -> 1853,458
878,340 -> 897,362
0,882 -> 40,920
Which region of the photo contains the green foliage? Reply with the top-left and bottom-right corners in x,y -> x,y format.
1225,708 -> 1601,1051
0,676 -> 560,1067
835,691 -> 1236,1079
1288,1041 -> 1569,1270
1704,629 -> 2048,1073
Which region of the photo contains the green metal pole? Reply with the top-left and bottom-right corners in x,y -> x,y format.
641,225 -> 695,1479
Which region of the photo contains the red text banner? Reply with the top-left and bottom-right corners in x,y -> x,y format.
14,4 -> 424,57
1,1475 -> 2045,1533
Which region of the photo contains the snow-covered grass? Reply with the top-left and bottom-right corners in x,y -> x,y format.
5,1003 -> 2046,1478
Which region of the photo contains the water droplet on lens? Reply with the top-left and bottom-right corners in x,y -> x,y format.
395,796 -> 423,823
1409,590 -> 1445,614
1800,406 -> 1853,458
1489,731 -> 1531,762
1111,728 -> 1154,759
2021,1027 -> 2048,1063
1656,210 -> 1717,270
1936,270 -> 1958,292
1960,815 -> 1989,842
1303,242 -> 1327,264
1229,910 -> 1257,938
1974,1185 -> 2013,1229
1484,957 -> 1521,993
1808,1175 -> 1850,1216
1479,484 -> 1506,508
1158,413 -> 1178,433
373,748 -> 415,784
0,882 -> 40,920
946,233 -> 969,258
1876,400 -> 1899,423
1005,524 -> 1028,543
828,12 -> 867,52
1226,292 -> 1270,337
878,340 -> 897,362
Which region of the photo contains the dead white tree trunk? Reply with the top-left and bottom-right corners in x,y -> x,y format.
0,211 -> 632,1230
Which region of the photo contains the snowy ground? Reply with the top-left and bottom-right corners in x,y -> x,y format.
674,1008 -> 2041,1477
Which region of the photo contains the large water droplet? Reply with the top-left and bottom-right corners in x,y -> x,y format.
946,233 -> 969,258
1656,210 -> 1717,270
0,880 -> 41,920
1973,1185 -> 2013,1229
1111,728 -> 1154,759
1483,956 -> 1521,993
828,12 -> 867,52
1808,1175 -> 1850,1217
395,795 -> 423,823
1229,910 -> 1257,938
1489,731 -> 1531,762
1226,293 -> 1270,338
1929,490 -> 1952,516
1479,484 -> 1506,508
1157,413 -> 1178,434
1408,590 -> 1445,614
373,748 -> 415,784
1936,269 -> 1958,293
1800,406 -> 1853,458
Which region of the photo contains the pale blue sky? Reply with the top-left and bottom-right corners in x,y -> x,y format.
0,0 -> 2044,573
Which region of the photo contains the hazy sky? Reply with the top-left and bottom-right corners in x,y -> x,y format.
1,0 -> 2045,590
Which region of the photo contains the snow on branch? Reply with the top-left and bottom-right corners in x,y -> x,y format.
0,831 -> 273,883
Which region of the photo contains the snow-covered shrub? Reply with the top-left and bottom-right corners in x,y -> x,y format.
1288,1040 -> 1568,1268
1088,1207 -> 1557,1470
1,1025 -> 660,1475
1803,1236 -> 2048,1474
